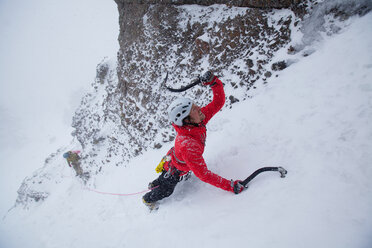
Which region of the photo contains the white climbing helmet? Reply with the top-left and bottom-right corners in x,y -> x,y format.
168,97 -> 193,126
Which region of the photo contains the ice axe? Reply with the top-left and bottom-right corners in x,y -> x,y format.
241,166 -> 287,188
162,71 -> 213,92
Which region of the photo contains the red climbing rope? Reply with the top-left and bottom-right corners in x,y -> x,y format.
62,169 -> 158,196
82,185 -> 159,196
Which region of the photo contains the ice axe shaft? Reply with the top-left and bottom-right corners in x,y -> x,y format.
241,167 -> 287,187
164,78 -> 202,92
161,71 -> 206,92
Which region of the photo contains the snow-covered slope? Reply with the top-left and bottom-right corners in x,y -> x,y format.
2,10 -> 372,248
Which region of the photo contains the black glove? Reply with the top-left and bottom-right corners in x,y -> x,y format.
199,71 -> 216,86
231,180 -> 245,194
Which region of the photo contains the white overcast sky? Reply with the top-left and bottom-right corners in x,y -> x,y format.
0,0 -> 119,215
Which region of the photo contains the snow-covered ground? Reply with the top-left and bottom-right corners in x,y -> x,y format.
1,8 -> 371,248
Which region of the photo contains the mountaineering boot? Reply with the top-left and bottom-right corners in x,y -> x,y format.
142,197 -> 159,211
148,182 -> 155,189
148,181 -> 159,190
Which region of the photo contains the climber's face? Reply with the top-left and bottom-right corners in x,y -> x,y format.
188,104 -> 205,124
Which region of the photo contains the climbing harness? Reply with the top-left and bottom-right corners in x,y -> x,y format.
172,148 -> 186,164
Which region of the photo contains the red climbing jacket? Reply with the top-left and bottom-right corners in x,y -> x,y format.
164,77 -> 233,192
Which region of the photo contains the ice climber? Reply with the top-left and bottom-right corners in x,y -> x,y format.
63,151 -> 84,177
142,71 -> 245,210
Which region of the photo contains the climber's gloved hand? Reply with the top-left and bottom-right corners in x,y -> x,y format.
200,71 -> 217,86
231,180 -> 245,194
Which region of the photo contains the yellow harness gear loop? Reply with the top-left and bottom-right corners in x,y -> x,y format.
155,155 -> 171,173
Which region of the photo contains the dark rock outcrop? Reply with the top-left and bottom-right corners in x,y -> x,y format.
114,0 -> 297,9
113,2 -> 295,154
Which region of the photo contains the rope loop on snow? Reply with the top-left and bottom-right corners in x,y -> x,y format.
62,169 -> 158,196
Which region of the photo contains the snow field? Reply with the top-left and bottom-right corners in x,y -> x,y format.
1,6 -> 372,248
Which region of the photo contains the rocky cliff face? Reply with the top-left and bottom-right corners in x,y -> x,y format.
67,1 -> 306,176
107,1 -> 300,163
71,0 -> 372,173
